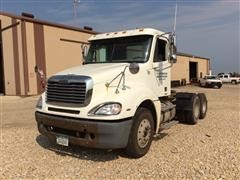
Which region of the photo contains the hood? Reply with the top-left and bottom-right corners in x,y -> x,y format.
56,63 -> 129,84
207,79 -> 222,83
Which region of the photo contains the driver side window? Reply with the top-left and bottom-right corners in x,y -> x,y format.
154,39 -> 167,62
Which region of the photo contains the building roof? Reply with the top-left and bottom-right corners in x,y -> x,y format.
0,11 -> 97,35
177,52 -> 210,60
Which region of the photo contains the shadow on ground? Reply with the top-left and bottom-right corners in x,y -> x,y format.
36,135 -> 122,162
36,132 -> 168,161
153,132 -> 168,141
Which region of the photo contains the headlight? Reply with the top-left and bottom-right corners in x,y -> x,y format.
36,96 -> 42,109
88,102 -> 122,116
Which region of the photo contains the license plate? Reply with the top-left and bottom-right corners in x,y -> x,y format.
56,135 -> 69,146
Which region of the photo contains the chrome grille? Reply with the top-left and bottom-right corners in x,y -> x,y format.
46,75 -> 93,106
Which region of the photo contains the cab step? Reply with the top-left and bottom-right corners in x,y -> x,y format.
159,120 -> 179,131
154,120 -> 179,138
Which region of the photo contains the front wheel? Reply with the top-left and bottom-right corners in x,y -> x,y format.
198,81 -> 202,87
124,107 -> 154,158
217,84 -> 222,89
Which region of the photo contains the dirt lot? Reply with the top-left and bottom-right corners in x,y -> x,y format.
0,85 -> 239,179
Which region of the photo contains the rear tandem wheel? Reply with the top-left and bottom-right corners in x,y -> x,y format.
176,93 -> 207,125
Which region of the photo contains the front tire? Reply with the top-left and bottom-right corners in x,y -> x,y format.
198,81 -> 202,87
124,107 -> 154,158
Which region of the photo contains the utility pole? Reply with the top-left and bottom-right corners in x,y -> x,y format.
73,0 -> 81,26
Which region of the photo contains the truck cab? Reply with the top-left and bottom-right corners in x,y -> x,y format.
35,28 -> 207,158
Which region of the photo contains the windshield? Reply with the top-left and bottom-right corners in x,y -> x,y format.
85,35 -> 153,64
206,76 -> 218,79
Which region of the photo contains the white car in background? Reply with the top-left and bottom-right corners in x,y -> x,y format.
199,75 -> 222,88
218,74 -> 240,84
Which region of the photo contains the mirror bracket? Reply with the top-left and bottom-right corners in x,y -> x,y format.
81,44 -> 88,62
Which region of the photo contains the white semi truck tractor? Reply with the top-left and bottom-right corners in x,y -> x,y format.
35,28 -> 207,158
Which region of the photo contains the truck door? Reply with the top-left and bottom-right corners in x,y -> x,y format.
152,37 -> 171,96
223,74 -> 229,83
219,75 -> 223,82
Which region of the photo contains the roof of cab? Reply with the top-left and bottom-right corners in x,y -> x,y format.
88,28 -> 166,41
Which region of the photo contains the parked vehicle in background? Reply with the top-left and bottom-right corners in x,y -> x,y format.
218,74 -> 240,84
199,75 -> 222,88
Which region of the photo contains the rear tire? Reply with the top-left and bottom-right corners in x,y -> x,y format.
198,93 -> 207,119
231,80 -> 237,85
176,110 -> 186,123
124,107 -> 154,158
185,95 -> 201,124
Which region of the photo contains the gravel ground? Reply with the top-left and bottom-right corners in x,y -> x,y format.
0,84 -> 239,179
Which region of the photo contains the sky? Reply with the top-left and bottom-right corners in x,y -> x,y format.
0,0 -> 239,73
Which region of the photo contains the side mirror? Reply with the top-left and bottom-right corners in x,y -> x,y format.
169,34 -> 177,63
81,44 -> 88,60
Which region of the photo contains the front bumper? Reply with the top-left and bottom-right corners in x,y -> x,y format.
35,112 -> 133,149
206,82 -> 222,87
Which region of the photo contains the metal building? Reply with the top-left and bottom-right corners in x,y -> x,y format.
172,52 -> 210,85
0,11 -> 96,96
0,12 -> 210,96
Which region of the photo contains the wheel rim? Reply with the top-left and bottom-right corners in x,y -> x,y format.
137,119 -> 151,148
194,99 -> 200,118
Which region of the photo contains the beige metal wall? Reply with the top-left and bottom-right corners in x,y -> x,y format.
171,55 -> 209,84
0,14 -> 94,96
1,15 -> 19,95
44,26 -> 90,77
25,22 -> 38,94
